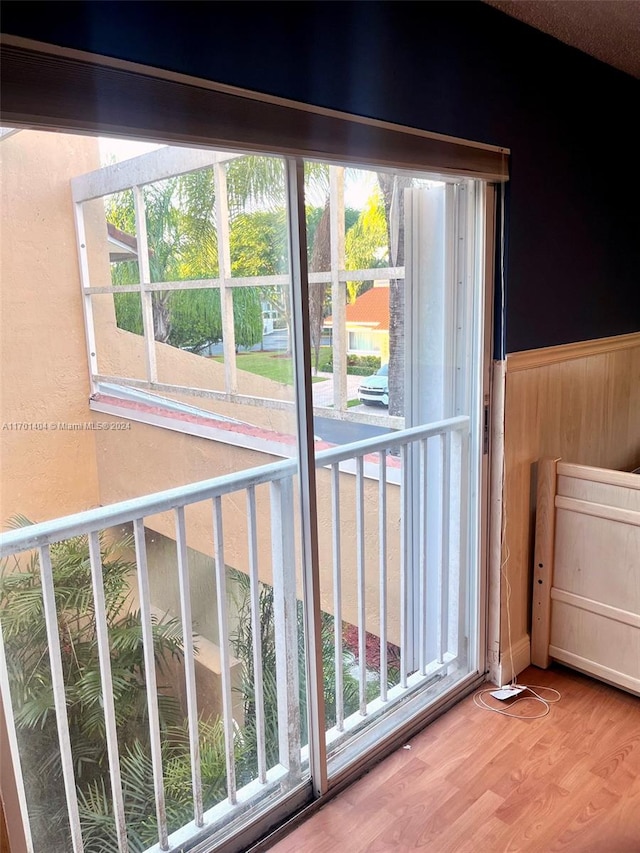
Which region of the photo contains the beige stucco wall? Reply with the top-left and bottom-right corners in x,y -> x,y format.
95,416 -> 403,645
0,131 -> 101,525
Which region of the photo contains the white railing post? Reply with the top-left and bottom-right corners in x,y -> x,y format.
212,497 -> 238,806
0,627 -> 34,853
378,450 -> 388,702
132,519 -> 168,849
246,486 -> 268,784
419,438 -> 429,675
356,456 -> 367,715
438,431 -> 452,664
269,477 -> 301,779
331,463 -> 344,729
38,546 -> 85,853
452,426 -> 468,662
87,533 -> 129,851
400,444 -> 410,688
174,508 -> 204,826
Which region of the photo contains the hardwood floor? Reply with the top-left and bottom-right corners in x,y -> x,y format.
267,666 -> 640,852
0,797 -> 8,853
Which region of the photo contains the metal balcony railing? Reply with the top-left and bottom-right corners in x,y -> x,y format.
0,415 -> 468,853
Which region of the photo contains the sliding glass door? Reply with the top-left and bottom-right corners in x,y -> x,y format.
299,161 -> 490,780
1,126 -> 493,852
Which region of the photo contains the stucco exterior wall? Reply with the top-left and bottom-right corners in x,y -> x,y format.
95,417 -> 402,645
0,131 -> 101,524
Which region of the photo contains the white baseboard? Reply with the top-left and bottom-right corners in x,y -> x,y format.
497,634 -> 531,685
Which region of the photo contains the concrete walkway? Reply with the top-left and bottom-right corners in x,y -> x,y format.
311,372 -> 362,407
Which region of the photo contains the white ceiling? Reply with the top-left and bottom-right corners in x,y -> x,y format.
484,0 -> 640,79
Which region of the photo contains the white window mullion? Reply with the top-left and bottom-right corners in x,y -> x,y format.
133,185 -> 158,384
213,162 -> 238,394
329,166 -> 347,410
73,202 -> 100,395
469,181 -> 491,675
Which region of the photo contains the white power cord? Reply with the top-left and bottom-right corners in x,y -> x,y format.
474,183 -> 562,721
473,683 -> 561,719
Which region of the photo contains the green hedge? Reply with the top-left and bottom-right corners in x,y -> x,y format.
318,351 -> 381,376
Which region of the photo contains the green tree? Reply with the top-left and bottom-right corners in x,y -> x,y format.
344,187 -> 388,303
77,719 -> 244,852
228,568 -> 396,772
106,171 -> 265,353
0,518 -> 257,852
108,189 -> 144,335
1,516 -> 400,850
229,210 -> 288,278
0,517 -> 185,850
106,156 -> 411,410
377,173 -> 413,417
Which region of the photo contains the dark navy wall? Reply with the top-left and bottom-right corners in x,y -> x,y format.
3,0 -> 638,352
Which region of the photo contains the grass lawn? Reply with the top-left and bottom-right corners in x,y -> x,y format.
212,351 -> 327,385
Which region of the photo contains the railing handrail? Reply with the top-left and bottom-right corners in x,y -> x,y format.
0,415 -> 468,557
316,415 -> 467,467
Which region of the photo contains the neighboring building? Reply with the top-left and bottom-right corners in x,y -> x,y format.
325,283 -> 389,358
106,221 -> 139,262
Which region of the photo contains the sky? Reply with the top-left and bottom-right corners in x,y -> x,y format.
99,136 -> 162,165
98,136 -> 377,210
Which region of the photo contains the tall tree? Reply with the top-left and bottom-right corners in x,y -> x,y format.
308,200 -> 331,374
145,178 -> 180,342
0,518 -> 184,850
107,172 -> 265,353
344,188 -> 388,303
377,173 -> 412,417
107,156 -> 409,401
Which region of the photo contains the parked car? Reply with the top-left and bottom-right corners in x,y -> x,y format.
358,363 -> 389,406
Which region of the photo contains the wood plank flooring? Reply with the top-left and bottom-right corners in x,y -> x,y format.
0,797 -> 8,853
267,666 -> 640,852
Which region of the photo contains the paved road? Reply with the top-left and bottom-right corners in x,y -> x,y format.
311,372 -> 390,444
203,330 -> 332,354
204,336 -> 391,445
313,414 -> 390,445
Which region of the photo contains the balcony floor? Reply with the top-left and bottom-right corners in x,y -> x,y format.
264,665 -> 640,852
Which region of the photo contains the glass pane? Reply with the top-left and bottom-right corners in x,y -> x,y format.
84,191 -> 147,382
102,190 -> 140,286
1,546 -> 71,850
91,291 -> 147,383
304,159 -> 483,773
0,131 -> 312,853
2,125 -> 486,851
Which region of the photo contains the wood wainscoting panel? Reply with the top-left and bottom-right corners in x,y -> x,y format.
500,337 -> 640,676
